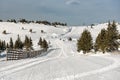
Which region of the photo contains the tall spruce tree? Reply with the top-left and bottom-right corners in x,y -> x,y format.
0,40 -> 2,50
106,21 -> 119,51
95,29 -> 107,53
38,37 -> 42,46
41,39 -> 48,50
6,43 -> 9,48
0,40 -> 6,50
1,40 -> 6,50
14,35 -> 23,49
24,35 -> 33,50
29,37 -> 33,48
9,37 -> 13,49
77,29 -> 93,54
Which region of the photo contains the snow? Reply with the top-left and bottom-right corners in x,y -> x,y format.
0,22 -> 120,80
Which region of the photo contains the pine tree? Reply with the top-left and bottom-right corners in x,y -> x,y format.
24,36 -> 33,50
9,37 -> 13,49
95,21 -> 119,53
0,40 -> 3,50
29,37 -> 33,48
0,40 -> 2,50
24,35 -> 29,50
106,21 -> 119,51
41,39 -> 48,50
6,43 -> 9,48
38,37 -> 42,46
77,29 -> 93,54
14,35 -> 23,49
1,40 -> 6,50
14,40 -> 19,49
95,29 -> 107,53
0,40 -> 5,50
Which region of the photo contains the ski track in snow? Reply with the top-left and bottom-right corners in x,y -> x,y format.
0,39 -> 70,79
53,56 -> 120,80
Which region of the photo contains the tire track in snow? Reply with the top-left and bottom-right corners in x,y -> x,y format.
53,56 -> 120,80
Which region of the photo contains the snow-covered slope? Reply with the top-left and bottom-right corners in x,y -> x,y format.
0,22 -> 69,50
0,22 -> 120,80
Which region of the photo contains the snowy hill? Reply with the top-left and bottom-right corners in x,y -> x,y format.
0,22 -> 120,80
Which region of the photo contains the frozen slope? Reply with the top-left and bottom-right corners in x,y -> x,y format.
0,22 -> 120,80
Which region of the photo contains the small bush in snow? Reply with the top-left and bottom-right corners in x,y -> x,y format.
41,30 -> 44,33
2,30 -> 6,34
22,27 -> 24,30
29,29 -> 32,33
68,37 -> 72,41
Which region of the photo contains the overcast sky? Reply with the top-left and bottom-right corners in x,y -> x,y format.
0,0 -> 120,25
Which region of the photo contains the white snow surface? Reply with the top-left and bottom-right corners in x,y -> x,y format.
0,22 -> 120,80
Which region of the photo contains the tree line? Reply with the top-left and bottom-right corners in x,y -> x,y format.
0,35 -> 49,52
77,21 -> 120,54
0,19 -> 67,26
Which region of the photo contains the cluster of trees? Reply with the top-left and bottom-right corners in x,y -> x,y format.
0,40 -> 7,51
36,20 -> 51,25
38,37 -> 48,50
51,22 -> 67,27
7,19 -> 17,23
9,35 -> 33,50
0,35 -> 49,52
0,20 -> 3,22
95,21 -> 119,53
36,20 -> 67,26
6,19 -> 33,23
0,19 -> 67,26
77,21 -> 120,54
0,35 -> 33,51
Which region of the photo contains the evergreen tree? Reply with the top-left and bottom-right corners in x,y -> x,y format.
29,37 -> 33,48
41,39 -> 48,50
9,37 -> 13,49
24,35 -> 29,50
106,21 -> 119,51
95,21 -> 119,53
0,42 -> 1,50
77,29 -> 93,54
14,40 -> 19,49
24,36 -> 33,50
38,37 -> 42,46
95,29 -> 107,53
4,41 -> 6,50
6,43 -> 9,48
0,40 -> 6,50
14,35 -> 23,49
1,40 -> 6,50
